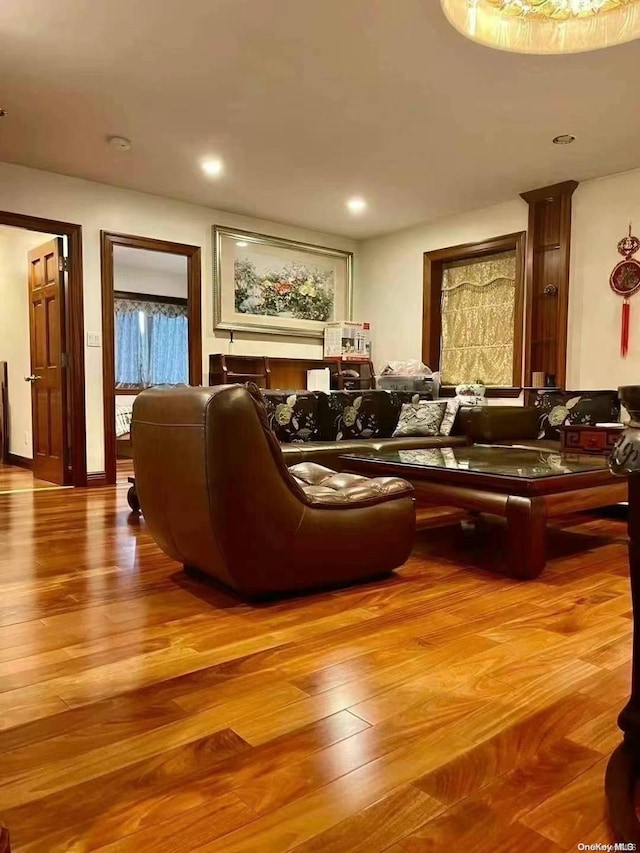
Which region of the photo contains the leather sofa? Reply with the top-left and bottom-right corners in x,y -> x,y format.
131,384 -> 416,597
260,388 -> 471,470
461,390 -> 621,449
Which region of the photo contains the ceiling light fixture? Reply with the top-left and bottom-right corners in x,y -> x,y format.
553,133 -> 577,144
347,197 -> 367,214
440,0 -> 640,53
107,135 -> 132,151
201,158 -> 224,177
236,241 -> 248,248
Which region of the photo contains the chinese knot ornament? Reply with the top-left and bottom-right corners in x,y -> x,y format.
610,224 -> 640,358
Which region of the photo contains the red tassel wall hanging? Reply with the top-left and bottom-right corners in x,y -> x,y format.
610,224 -> 640,358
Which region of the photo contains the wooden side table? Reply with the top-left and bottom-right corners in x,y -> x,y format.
561,423 -> 623,456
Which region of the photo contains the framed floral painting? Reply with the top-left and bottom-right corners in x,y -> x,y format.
213,225 -> 353,337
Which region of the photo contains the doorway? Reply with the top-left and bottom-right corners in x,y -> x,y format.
0,212 -> 87,489
101,232 -> 202,485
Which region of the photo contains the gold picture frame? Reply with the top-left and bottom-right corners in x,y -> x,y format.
213,225 -> 353,338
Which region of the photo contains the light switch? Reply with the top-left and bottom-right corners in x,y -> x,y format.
87,332 -> 101,347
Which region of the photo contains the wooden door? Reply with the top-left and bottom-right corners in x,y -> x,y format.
28,239 -> 68,485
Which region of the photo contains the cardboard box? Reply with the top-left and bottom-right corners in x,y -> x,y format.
324,322 -> 371,361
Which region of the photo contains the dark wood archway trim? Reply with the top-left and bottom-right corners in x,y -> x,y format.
101,232 -> 202,485
0,210 -> 87,487
422,231 -> 526,397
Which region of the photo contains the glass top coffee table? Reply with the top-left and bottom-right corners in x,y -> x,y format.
340,445 -> 627,579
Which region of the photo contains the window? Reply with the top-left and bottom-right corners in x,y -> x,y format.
114,292 -> 188,388
422,232 -> 525,395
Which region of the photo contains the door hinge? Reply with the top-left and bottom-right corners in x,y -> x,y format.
61,352 -> 68,368
58,256 -> 69,272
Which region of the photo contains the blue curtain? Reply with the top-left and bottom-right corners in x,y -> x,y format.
115,308 -> 188,386
115,312 -> 143,385
149,314 -> 188,385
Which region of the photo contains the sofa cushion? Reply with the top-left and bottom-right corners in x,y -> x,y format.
281,434 -> 468,471
393,401 -> 447,437
289,462 -> 413,508
464,406 -> 540,443
261,391 -> 324,443
532,390 -> 620,440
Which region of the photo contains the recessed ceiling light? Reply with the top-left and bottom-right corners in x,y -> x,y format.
347,197 -> 367,214
236,241 -> 248,248
107,135 -> 132,151
201,158 -> 224,177
553,134 -> 576,145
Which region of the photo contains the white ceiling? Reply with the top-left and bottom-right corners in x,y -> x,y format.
0,0 -> 639,239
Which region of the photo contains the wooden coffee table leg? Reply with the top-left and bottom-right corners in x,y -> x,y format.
505,495 -> 547,579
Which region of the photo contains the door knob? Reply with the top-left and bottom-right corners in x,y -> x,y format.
24,375 -> 42,382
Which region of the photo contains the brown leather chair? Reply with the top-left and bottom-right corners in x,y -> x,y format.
132,385 -> 416,597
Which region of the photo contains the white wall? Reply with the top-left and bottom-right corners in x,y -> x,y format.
570,167 -> 640,391
0,226 -> 59,458
0,162 -> 356,474
113,254 -> 188,299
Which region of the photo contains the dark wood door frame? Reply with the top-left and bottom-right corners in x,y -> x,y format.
0,210 -> 87,486
422,231 -> 526,398
101,232 -> 202,485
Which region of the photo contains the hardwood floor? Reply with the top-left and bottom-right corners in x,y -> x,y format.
0,479 -> 630,851
0,463 -> 70,495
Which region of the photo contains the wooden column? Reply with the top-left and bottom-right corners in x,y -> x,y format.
605,472 -> 640,844
606,388 -> 640,843
520,180 -> 578,390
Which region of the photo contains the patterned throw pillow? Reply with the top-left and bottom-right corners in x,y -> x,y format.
438,400 -> 460,437
261,391 -> 324,443
323,391 -> 399,440
392,401 -> 447,437
534,390 -> 620,440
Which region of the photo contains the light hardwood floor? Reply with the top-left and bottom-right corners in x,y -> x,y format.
0,478 -> 630,851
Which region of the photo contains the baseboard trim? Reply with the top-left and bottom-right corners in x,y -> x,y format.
86,472 -> 109,487
7,453 -> 33,470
